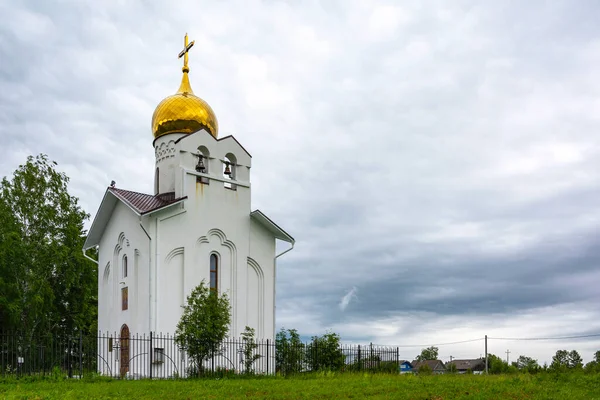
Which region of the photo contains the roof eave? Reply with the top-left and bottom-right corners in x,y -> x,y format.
83,189 -> 118,250
250,209 -> 294,244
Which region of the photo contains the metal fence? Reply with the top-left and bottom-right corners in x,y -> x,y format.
0,331 -> 402,379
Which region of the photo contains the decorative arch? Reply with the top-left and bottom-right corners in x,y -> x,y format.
156,140 -> 177,162
111,232 -> 130,315
103,262 -> 111,283
117,232 -> 130,248
164,247 -> 185,306
196,228 -> 238,333
247,257 -> 265,338
165,247 -> 185,264
113,232 -> 130,263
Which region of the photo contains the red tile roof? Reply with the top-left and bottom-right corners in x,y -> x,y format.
108,187 -> 186,215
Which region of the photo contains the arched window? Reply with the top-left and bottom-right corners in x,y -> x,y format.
123,255 -> 128,278
155,167 -> 160,194
196,146 -> 210,185
223,153 -> 237,190
210,254 -> 219,293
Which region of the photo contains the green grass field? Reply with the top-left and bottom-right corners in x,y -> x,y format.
1,373 -> 599,399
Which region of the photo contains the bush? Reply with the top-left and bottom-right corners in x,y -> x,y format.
276,328 -> 305,376
174,280 -> 231,377
418,364 -> 432,375
305,331 -> 346,372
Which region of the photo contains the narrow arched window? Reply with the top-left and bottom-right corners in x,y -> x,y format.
123,255 -> 128,278
223,153 -> 237,190
210,254 -> 219,293
197,146 -> 210,185
155,167 -> 160,194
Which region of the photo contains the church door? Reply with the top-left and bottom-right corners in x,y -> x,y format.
120,324 -> 130,377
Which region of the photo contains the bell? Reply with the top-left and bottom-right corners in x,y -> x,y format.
196,156 -> 206,173
224,161 -> 232,176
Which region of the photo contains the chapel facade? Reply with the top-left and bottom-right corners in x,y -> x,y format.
84,35 -> 294,350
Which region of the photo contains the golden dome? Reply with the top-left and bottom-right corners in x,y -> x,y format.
152,34 -> 218,139
151,72 -> 218,139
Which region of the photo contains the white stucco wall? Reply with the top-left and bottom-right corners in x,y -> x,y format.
97,201 -> 150,336
248,219 -> 277,339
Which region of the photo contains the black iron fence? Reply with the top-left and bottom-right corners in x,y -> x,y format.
0,331 -> 403,379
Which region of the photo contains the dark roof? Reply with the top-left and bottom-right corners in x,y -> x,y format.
447,359 -> 485,371
411,360 -> 446,371
108,187 -> 187,215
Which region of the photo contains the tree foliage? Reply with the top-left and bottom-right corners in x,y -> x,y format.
305,331 -> 346,372
0,154 -> 96,339
241,326 -> 261,374
550,350 -> 583,371
174,280 -> 230,375
416,346 -> 439,361
418,363 -> 433,375
487,354 -> 509,374
516,355 -> 540,373
275,328 -> 305,375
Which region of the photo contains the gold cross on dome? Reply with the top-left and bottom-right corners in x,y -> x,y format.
178,33 -> 195,71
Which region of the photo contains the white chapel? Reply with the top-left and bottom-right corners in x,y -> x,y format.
84,35 -> 294,343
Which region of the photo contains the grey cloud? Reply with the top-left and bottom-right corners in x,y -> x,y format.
1,0 -> 599,363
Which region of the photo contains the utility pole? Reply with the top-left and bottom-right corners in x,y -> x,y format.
506,349 -> 511,364
485,335 -> 488,374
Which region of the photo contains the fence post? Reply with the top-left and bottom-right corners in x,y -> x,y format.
396,347 -> 399,371
79,331 -> 83,378
68,335 -> 73,379
357,344 -> 361,371
266,339 -> 270,375
149,332 -> 153,379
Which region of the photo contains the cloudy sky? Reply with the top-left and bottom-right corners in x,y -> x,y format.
1,0 -> 599,364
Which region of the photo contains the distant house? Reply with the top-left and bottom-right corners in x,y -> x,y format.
411,360 -> 446,374
399,360 -> 413,374
447,359 -> 485,374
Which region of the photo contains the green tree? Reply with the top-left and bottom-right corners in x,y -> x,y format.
585,350 -> 600,373
305,331 -> 346,371
174,280 -> 230,375
241,326 -> 261,374
447,362 -> 458,374
551,350 -> 569,371
487,354 -> 509,374
584,360 -> 599,374
0,154 -> 95,339
275,328 -> 305,375
516,355 -> 540,373
416,346 -> 439,361
568,350 -> 583,369
550,349 -> 583,371
418,363 -> 432,375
